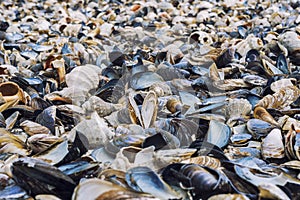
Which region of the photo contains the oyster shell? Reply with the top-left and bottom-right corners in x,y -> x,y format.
261,129 -> 285,159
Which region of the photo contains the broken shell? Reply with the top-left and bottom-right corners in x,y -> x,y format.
20,120 -> 51,136
0,81 -> 26,105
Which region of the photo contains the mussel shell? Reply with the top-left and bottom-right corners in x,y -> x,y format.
246,49 -> 260,63
276,54 -> 289,74
189,140 -> 229,162
35,106 -> 56,133
247,119 -> 274,139
125,166 -> 180,199
11,157 -> 76,199
243,74 -> 267,86
230,133 -> 252,145
130,72 -> 163,90
206,120 -> 231,149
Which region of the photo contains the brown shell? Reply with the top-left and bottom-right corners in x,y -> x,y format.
166,98 -> 182,113
255,85 -> 300,109
253,106 -> 279,126
181,156 -> 221,169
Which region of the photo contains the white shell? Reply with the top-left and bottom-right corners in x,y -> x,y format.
72,178 -> 125,200
70,111 -> 114,149
261,129 -> 285,159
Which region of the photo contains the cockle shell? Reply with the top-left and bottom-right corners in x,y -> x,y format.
57,64 -> 102,105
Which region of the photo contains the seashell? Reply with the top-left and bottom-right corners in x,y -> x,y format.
72,178 -> 127,200
29,44 -> 53,52
5,111 -> 19,130
32,139 -> 69,165
234,35 -> 263,57
181,156 -> 221,169
206,120 -> 231,149
129,91 -> 158,129
276,53 -> 290,74
35,194 -> 62,200
149,82 -> 172,97
142,128 -> 180,150
215,47 -> 236,68
247,119 -> 275,139
62,24 -> 82,37
111,146 -> 156,171
281,160 -> 300,170
58,64 -> 102,105
278,31 -> 300,54
125,166 -> 181,199
242,74 -> 267,86
70,111 -> 114,149
230,133 -> 252,145
130,72 -> 164,90
213,79 -> 251,91
0,173 -> 30,199
96,189 -> 159,200
208,194 -> 250,200
225,98 -> 252,126
82,96 -> 123,117
255,85 -> 300,110
270,78 -> 295,93
261,128 -> 285,159
188,31 -> 213,45
27,134 -> 61,153
51,56 -> 66,85
258,183 -> 290,200
0,128 -> 29,156
166,98 -> 182,114
0,81 -> 27,105
99,22 -> 114,37
262,58 -> 284,76
253,106 -> 279,126
66,64 -> 101,91
12,157 -> 76,199
20,120 -> 51,136
36,106 -> 56,133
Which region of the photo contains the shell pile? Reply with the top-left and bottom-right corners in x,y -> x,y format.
0,0 -> 300,199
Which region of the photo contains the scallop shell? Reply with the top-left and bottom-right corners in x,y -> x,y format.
261,129 -> 285,159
